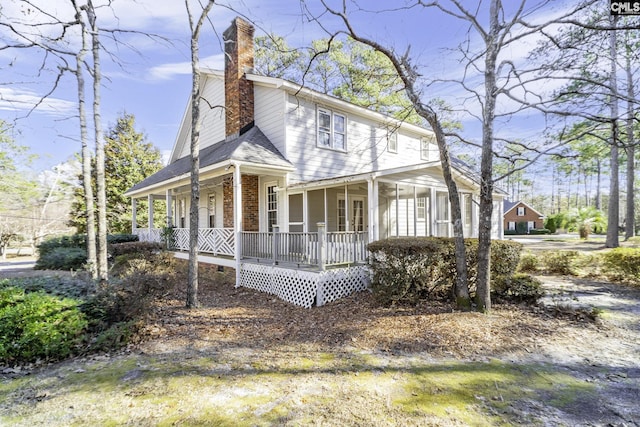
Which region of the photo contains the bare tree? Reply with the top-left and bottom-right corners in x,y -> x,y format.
184,0 -> 216,309
606,15 -> 620,248
84,0 -> 109,279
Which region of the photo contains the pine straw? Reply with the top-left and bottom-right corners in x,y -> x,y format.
135,261 -> 579,359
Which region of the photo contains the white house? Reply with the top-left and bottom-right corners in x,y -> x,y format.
125,17 -> 505,308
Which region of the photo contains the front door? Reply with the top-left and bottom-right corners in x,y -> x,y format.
338,196 -> 365,231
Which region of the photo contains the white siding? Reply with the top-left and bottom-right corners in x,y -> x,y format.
285,95 -> 431,183
175,75 -> 226,159
254,85 -> 287,157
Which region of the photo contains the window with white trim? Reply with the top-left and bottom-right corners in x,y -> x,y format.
388,129 -> 398,153
207,194 -> 216,228
317,107 -> 346,151
416,197 -> 426,220
517,206 -> 525,216
179,199 -> 186,228
421,137 -> 433,160
508,221 -> 516,231
266,185 -> 278,232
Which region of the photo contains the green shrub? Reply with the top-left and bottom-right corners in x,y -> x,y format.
38,235 -> 87,257
529,228 -> 551,235
367,237 -> 522,305
35,247 -> 87,271
517,253 -> 540,273
0,287 -> 87,363
542,250 -> 578,275
0,276 -> 96,300
601,248 -> 640,284
107,234 -> 139,245
492,273 -> 544,304
545,217 -> 557,234
109,241 -> 163,258
516,221 -> 528,234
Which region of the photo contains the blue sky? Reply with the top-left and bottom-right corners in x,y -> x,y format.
0,0 -> 580,173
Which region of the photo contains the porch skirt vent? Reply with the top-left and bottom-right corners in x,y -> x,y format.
239,263 -> 370,308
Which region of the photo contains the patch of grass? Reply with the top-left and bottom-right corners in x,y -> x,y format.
394,359 -> 596,425
0,353 -> 600,427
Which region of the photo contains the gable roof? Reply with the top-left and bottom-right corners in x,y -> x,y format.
125,126 -> 292,196
503,200 -> 544,217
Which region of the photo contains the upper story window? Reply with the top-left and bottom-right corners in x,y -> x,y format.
318,107 -> 346,151
388,129 -> 398,153
421,137 -> 433,160
517,206 -> 526,216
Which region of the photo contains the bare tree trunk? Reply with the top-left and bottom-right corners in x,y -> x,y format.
72,2 -> 97,278
475,0 -> 501,313
606,15 -> 619,248
86,0 -> 108,280
625,43 -> 636,240
185,0 -> 215,308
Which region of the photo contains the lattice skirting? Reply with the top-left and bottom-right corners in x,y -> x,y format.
239,263 -> 370,308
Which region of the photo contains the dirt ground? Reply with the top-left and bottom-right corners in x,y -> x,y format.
1,237 -> 639,425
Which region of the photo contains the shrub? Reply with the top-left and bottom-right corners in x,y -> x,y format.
109,241 -> 163,258
517,253 -> 540,273
516,221 -> 528,234
367,237 -> 522,305
542,250 -> 578,275
0,276 -> 96,300
529,228 -> 551,235
35,247 -> 87,271
545,217 -> 557,234
0,287 -> 87,363
491,273 -> 544,304
601,248 -> 640,284
38,235 -> 87,257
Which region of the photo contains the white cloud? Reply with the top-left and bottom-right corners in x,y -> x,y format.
0,87 -> 76,116
147,54 -> 224,81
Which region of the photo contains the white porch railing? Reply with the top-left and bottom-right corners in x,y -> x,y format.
240,230 -> 368,269
171,228 -> 235,257
133,228 -> 162,243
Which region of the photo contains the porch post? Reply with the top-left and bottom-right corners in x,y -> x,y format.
234,164 -> 242,287
413,186 -> 418,237
344,184 -> 349,231
131,198 -> 137,233
272,224 -> 279,265
367,178 -> 375,242
317,222 -> 326,271
395,184 -> 400,237
430,187 -> 437,236
372,179 -> 379,241
147,194 -> 154,231
166,189 -> 173,227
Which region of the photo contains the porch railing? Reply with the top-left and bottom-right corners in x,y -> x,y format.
171,228 -> 235,257
133,228 -> 162,243
240,227 -> 368,269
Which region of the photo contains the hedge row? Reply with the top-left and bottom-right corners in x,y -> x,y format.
35,234 -> 143,271
367,237 -> 522,305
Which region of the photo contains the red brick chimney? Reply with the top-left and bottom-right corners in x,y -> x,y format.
223,17 -> 255,139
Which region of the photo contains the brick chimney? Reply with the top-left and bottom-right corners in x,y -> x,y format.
223,17 -> 255,139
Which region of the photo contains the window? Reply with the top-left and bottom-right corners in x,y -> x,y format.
517,206 -> 526,216
267,185 -> 278,232
508,221 -> 516,231
416,197 -> 426,220
388,129 -> 398,153
421,137 -> 433,160
317,107 -> 346,151
207,194 -> 215,228
527,221 -> 535,231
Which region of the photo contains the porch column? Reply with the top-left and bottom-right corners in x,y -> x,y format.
430,187 -> 437,236
233,164 -> 242,287
413,186 -> 418,237
395,184 -> 400,237
344,184 -> 349,231
166,189 -> 173,227
147,194 -> 154,230
302,190 -> 308,233
131,198 -> 137,232
367,178 -> 379,242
